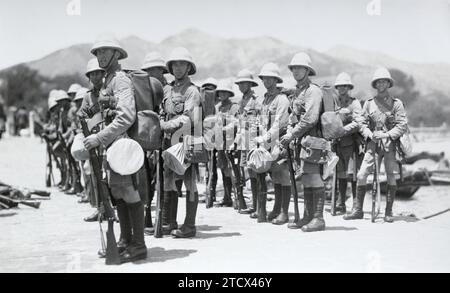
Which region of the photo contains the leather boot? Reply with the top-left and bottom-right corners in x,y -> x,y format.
143,204 -> 154,236
237,185 -> 247,211
172,191 -> 198,238
335,179 -> 348,215
242,177 -> 258,215
162,191 -> 178,235
268,184 -> 282,221
272,186 -> 291,225
257,177 -> 267,223
121,201 -> 147,263
302,187 -> 326,232
288,187 -> 314,229
84,210 -> 102,222
116,200 -> 132,254
343,185 -> 366,220
384,185 -> 397,223
215,177 -> 233,207
176,180 -> 183,198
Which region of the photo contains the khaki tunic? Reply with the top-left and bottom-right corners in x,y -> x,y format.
162,77 -> 201,193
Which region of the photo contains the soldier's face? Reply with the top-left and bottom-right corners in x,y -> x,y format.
290,66 -> 308,81
89,71 -> 104,88
262,77 -> 277,89
218,92 -> 232,102
375,79 -> 390,93
238,82 -> 251,94
96,48 -> 118,68
68,93 -> 76,100
336,85 -> 350,96
172,61 -> 190,79
144,67 -> 165,79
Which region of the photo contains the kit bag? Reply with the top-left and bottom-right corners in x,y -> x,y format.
127,71 -> 164,151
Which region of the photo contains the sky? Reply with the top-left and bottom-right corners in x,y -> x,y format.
0,0 -> 449,70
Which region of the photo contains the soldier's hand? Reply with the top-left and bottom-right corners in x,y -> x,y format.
254,136 -> 265,146
280,133 -> 293,148
83,134 -> 101,150
372,131 -> 389,141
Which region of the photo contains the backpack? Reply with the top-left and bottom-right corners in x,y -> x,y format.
320,85 -> 345,140
126,71 -> 164,151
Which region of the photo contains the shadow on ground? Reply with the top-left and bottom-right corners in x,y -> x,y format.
134,247 -> 197,264
195,231 -> 242,239
325,226 -> 358,231
196,225 -> 222,232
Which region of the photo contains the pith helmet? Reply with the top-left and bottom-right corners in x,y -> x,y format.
48,90 -> 59,110
85,58 -> 105,78
235,69 -> 258,87
288,52 -> 316,76
141,51 -> 168,73
201,77 -> 218,89
106,138 -> 145,175
215,81 -> 235,97
90,34 -> 128,60
55,90 -> 70,103
334,72 -> 354,89
371,67 -> 394,89
67,83 -> 82,95
166,47 -> 196,75
74,87 -> 89,102
258,62 -> 283,84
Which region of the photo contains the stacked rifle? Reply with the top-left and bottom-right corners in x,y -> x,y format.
0,181 -> 50,210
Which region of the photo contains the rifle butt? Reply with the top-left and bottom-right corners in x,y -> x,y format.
105,221 -> 121,265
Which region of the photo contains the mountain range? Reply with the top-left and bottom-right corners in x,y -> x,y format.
7,28 -> 450,98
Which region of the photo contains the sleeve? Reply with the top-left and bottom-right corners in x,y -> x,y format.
265,95 -> 290,142
96,75 -> 136,147
387,100 -> 408,140
359,100 -> 373,140
161,86 -> 200,132
290,87 -> 322,139
343,99 -> 363,134
222,103 -> 240,133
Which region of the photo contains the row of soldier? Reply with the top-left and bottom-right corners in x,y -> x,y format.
41,35 -> 408,264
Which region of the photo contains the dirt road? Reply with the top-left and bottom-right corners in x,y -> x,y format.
1,136 -> 450,273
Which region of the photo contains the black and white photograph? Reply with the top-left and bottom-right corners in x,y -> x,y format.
0,0 -> 450,276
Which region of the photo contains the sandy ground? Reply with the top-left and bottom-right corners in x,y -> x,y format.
1,135 -> 450,273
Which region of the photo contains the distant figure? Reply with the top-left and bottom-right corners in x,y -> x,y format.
0,102 -> 5,139
15,106 -> 29,135
6,106 -> 17,136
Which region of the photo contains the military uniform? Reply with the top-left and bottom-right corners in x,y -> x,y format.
286,80 -> 326,231
345,67 -> 408,223
259,88 -> 291,224
237,89 -> 262,214
161,76 -> 201,237
215,98 -> 240,207
333,95 -> 363,213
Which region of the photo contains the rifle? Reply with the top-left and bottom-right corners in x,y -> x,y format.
45,141 -> 54,187
331,164 -> 337,216
80,118 -> 120,265
0,194 -> 41,209
57,109 -> 82,193
205,150 -> 215,209
153,149 -> 164,238
286,144 -> 300,224
371,133 -> 382,223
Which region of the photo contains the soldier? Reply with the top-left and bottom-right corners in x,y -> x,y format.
160,47 -> 201,238
67,84 -> 82,100
332,72 -> 363,215
200,77 -> 218,206
214,81 -> 240,208
234,69 -> 262,215
141,51 -> 169,87
344,67 -> 408,223
78,58 -> 106,221
280,52 -> 327,232
85,35 -> 147,262
254,63 -> 291,224
54,90 -> 73,192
